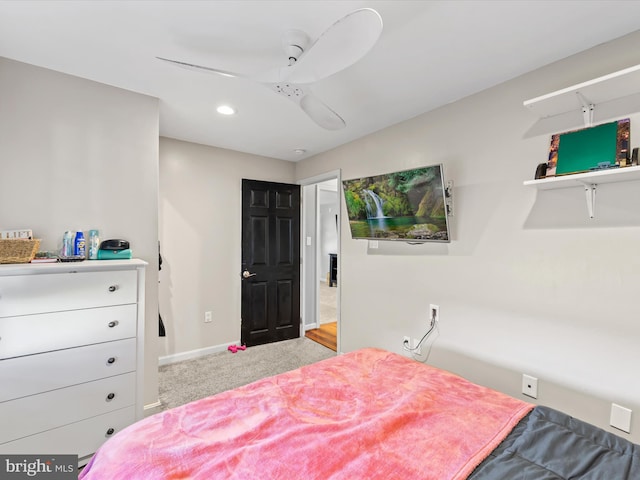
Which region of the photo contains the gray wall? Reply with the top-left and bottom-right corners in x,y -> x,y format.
158,137 -> 295,360
0,57 -> 160,406
295,30 -> 640,440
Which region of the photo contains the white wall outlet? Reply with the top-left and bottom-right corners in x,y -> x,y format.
522,374 -> 538,399
403,336 -> 411,349
204,311 -> 212,323
429,304 -> 439,324
610,403 -> 632,433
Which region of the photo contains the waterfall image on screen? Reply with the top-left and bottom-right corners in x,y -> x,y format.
342,164 -> 450,242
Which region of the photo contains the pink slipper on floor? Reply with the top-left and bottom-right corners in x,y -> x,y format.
228,345 -> 238,353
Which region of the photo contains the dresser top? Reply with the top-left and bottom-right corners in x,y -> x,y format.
0,259 -> 147,277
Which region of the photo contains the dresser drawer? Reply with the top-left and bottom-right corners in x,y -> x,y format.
0,338 -> 136,402
0,269 -> 137,317
0,304 -> 136,359
0,372 -> 135,444
0,406 -> 136,463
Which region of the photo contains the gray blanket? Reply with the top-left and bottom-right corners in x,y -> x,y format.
469,406 -> 640,479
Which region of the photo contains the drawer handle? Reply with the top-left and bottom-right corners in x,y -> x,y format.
106,428 -> 115,436
108,320 -> 119,328
107,357 -> 116,365
106,392 -> 116,401
108,285 -> 118,293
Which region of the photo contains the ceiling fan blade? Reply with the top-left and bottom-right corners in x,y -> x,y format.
156,56 -> 240,78
299,93 -> 346,130
287,8 -> 383,84
268,83 -> 344,130
157,56 -> 293,83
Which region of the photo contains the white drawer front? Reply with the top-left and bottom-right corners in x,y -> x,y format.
0,406 -> 136,462
0,269 -> 137,317
0,372 -> 136,444
0,304 -> 137,359
0,338 -> 136,402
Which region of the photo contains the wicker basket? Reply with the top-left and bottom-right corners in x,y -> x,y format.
0,239 -> 41,264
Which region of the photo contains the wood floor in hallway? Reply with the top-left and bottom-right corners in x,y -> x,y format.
305,322 -> 337,351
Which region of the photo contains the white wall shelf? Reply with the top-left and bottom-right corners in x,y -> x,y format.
523,64 -> 640,217
523,166 -> 640,218
523,64 -> 640,137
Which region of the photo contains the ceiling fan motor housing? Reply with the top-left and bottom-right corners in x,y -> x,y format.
282,29 -> 310,65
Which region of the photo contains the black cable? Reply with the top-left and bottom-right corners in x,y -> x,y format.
403,312 -> 437,355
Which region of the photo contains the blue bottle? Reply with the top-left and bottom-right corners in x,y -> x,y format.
74,231 -> 86,257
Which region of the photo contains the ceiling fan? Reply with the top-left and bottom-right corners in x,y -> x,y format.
157,8 -> 383,130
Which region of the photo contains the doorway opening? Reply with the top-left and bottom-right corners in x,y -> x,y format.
300,171 -> 340,353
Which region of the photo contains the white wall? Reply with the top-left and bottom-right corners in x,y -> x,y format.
302,184 -> 318,329
158,137 -> 295,360
0,57 -> 160,406
295,30 -> 640,440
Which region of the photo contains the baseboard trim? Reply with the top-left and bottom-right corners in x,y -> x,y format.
144,400 -> 162,410
158,342 -> 239,366
143,400 -> 162,417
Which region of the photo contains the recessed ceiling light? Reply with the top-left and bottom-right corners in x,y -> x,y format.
294,149 -> 306,155
216,105 -> 236,115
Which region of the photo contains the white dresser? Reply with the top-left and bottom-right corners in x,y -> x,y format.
0,259 -> 146,465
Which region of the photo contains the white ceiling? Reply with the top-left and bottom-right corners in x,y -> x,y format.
1,1 -> 640,162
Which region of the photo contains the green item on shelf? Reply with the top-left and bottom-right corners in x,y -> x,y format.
97,248 -> 132,260
556,121 -> 619,175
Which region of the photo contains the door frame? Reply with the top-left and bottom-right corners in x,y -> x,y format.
299,169 -> 341,354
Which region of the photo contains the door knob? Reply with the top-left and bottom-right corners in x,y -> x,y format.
242,270 -> 257,279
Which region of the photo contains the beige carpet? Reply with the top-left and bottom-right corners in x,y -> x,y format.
319,280 -> 337,324
158,337 -> 335,411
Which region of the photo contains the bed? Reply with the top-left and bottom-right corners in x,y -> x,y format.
79,348 -> 639,479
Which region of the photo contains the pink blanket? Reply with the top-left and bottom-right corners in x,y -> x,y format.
80,348 -> 532,479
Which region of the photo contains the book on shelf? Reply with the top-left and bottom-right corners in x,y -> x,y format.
30,257 -> 59,263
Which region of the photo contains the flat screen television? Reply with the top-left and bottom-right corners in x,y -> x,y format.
342,164 -> 450,243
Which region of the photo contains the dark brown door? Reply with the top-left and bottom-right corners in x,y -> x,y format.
241,179 -> 301,347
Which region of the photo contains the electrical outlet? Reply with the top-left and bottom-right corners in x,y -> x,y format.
413,338 -> 421,355
403,336 -> 411,349
522,374 -> 538,399
204,311 -> 212,323
610,403 -> 632,433
429,304 -> 439,324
